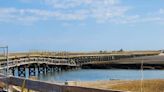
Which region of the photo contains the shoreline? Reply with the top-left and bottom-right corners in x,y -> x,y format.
72,79 -> 164,92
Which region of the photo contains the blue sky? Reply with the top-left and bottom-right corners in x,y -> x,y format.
0,0 -> 164,52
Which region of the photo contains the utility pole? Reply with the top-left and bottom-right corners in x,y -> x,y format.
140,60 -> 143,92
0,46 -> 9,91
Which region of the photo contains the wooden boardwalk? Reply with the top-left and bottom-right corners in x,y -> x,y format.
0,57 -> 77,70
82,55 -> 164,69
0,51 -> 159,70
0,51 -> 161,92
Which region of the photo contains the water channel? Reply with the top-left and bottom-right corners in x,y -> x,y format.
12,69 -> 164,83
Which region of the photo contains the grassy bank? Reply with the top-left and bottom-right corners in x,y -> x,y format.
75,79 -> 164,92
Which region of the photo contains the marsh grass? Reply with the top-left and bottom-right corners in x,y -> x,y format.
76,79 -> 164,92
109,80 -> 164,92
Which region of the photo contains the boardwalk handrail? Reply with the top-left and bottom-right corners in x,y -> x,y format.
0,57 -> 77,69
0,74 -> 123,92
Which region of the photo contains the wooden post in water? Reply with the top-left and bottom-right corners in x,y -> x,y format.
18,66 -> 26,77
29,67 -> 36,76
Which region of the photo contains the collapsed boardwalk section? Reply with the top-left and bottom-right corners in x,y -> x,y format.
0,57 -> 79,77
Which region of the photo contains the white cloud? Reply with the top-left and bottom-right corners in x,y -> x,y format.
0,7 -> 90,24
1,0 -> 164,24
0,0 -> 130,23
44,0 -> 119,9
44,0 -> 129,21
133,8 -> 164,23
159,8 -> 164,14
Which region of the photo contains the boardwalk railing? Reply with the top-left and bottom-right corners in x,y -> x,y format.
0,57 -> 77,69
0,74 -> 124,92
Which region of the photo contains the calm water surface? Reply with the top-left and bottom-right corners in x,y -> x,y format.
37,69 -> 164,82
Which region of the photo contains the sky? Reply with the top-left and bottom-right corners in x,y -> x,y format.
0,0 -> 164,52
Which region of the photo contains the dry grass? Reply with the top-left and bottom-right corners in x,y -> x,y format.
110,80 -> 164,92
0,82 -> 5,88
75,79 -> 164,92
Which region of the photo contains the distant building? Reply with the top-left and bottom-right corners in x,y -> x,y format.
118,48 -> 124,52
159,50 -> 164,56
161,50 -> 164,53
